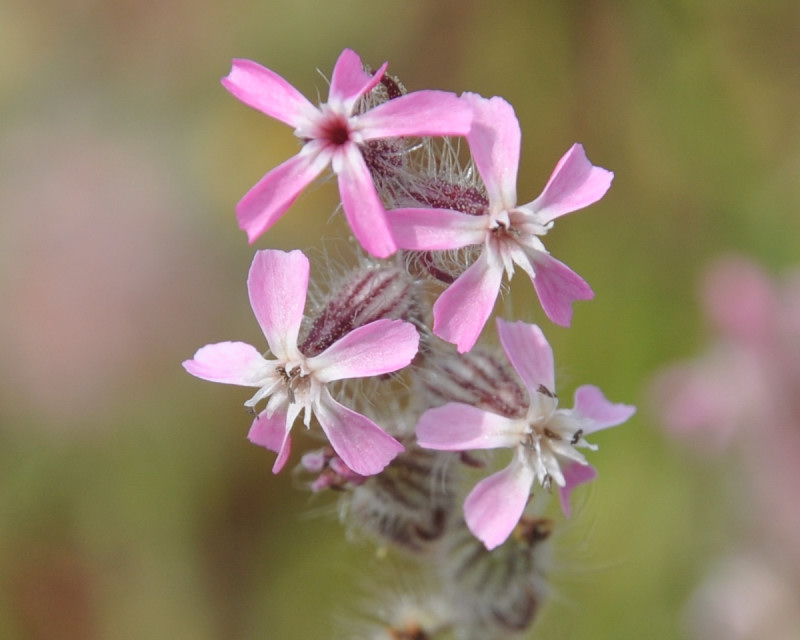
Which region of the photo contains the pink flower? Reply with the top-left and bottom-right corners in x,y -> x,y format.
650,256 -> 799,451
416,319 -> 634,549
222,48 -> 473,258
183,249 -> 420,476
387,94 -> 613,352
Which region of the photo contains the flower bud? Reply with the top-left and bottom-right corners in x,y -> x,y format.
346,445 -> 455,552
301,264 -> 421,357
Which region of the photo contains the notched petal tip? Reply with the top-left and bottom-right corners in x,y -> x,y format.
528,143 -> 614,224
574,385 -> 637,432
220,58 -> 315,128
529,253 -> 593,327
329,48 -> 386,111
247,248 -> 310,358
182,341 -> 264,385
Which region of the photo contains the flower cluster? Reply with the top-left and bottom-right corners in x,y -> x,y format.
184,48 -> 635,638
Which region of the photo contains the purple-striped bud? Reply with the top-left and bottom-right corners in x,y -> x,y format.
441,517 -> 553,634
301,264 -> 421,357
417,346 -> 528,418
347,445 -> 454,551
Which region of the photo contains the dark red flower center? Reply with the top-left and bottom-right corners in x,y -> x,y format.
322,115 -> 352,146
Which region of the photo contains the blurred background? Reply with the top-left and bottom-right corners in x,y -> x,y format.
1,0 -> 799,638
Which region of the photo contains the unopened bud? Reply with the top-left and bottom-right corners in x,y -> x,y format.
301,264 -> 421,357
347,445 -> 454,551
417,346 -> 528,418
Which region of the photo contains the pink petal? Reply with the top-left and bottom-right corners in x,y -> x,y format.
314,391 -> 403,475
416,403 -> 522,451
496,319 -> 555,395
221,59 -> 316,128
386,207 -> 487,251
463,93 -> 520,209
464,460 -> 536,550
573,385 -> 636,434
558,462 -> 597,518
526,144 -> 613,224
358,91 -> 472,139
311,319 -> 419,383
433,250 -> 504,353
336,145 -> 397,258
247,410 -> 292,473
182,341 -> 265,385
236,144 -> 330,243
328,49 -> 387,114
527,251 -> 593,327
247,249 -> 309,358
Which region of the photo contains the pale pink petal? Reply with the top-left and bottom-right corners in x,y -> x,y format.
221,59 -> 316,128
525,144 -> 613,224
314,391 -> 403,475
558,462 -> 597,518
464,459 -> 536,550
359,91 -> 472,138
416,403 -> 522,451
650,359 -> 747,449
526,251 -> 593,327
328,49 -> 387,113
247,410 -> 292,473
182,341 -> 266,385
433,250 -> 504,353
386,207 -> 487,251
236,143 -> 330,243
573,385 -> 636,433
336,145 -> 397,258
463,93 -> 520,209
247,249 -> 308,358
496,319 -> 555,395
300,449 -> 326,473
311,319 -> 419,383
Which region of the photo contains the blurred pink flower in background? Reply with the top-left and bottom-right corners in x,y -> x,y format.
0,118 -> 223,426
683,551 -> 800,640
650,255 -> 800,639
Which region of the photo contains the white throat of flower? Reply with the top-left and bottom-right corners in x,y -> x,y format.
520,385 -> 596,490
244,357 -> 321,428
488,207 -> 553,279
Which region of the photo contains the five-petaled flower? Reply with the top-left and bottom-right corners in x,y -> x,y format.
415,319 -> 635,549
222,48 -> 473,258
182,249 -> 420,476
388,93 -> 613,352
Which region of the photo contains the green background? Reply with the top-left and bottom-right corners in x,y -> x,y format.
2,1 -> 798,638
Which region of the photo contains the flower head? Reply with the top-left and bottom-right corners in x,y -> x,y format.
416,319 -> 634,549
182,249 -> 420,476
222,49 -> 473,258
388,94 -> 613,351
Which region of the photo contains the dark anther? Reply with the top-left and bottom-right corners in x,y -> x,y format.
537,384 -> 556,398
